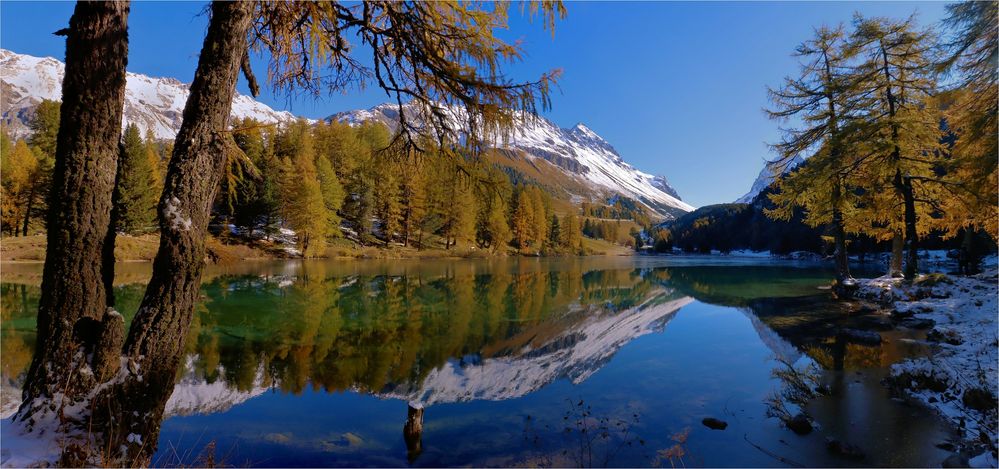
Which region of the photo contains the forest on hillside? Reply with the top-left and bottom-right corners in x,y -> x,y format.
2,112 -> 602,257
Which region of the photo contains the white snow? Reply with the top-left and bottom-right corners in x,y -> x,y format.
857,268 -> 998,456
334,102 -> 695,218
0,49 -> 300,140
161,197 -> 191,232
735,155 -> 803,204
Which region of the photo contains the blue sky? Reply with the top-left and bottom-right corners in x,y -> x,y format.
1,1 -> 948,207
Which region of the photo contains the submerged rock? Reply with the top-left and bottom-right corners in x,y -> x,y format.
838,328 -> 882,345
899,318 -> 935,330
787,413 -> 812,435
825,437 -> 865,460
701,417 -> 728,430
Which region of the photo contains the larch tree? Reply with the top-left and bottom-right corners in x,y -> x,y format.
399,157 -> 427,247
850,15 -> 944,280
512,187 -> 535,250
765,25 -> 859,286
935,1 -> 998,259
92,2 -> 260,464
316,154 -> 345,237
14,2 -> 130,462
21,0 -> 564,464
1,140 -> 37,236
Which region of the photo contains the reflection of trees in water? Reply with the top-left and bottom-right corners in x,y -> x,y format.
165,265 -> 667,396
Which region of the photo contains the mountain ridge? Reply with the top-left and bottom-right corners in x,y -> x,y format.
333,103 -> 695,217
1,49 -> 694,218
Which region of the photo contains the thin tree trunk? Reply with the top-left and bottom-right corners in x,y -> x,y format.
830,195 -> 851,282
93,3 -> 253,464
890,231 -> 904,277
17,0 -> 129,431
900,173 -> 918,280
21,187 -> 34,236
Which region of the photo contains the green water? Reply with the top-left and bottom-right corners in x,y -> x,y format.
0,256 -> 955,467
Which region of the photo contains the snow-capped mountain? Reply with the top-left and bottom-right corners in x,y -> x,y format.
1,49 -> 693,219
735,155 -> 804,204
0,49 -> 298,140
334,103 -> 695,218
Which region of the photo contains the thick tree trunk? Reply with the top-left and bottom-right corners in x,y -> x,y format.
890,232 -> 904,277
17,0 -> 129,429
92,3 -> 254,464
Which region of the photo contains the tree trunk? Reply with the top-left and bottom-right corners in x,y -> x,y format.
830,179 -> 851,284
17,0 -> 129,430
890,232 -> 904,277
900,174 -> 919,280
21,186 -> 34,236
404,404 -> 425,463
93,3 -> 253,464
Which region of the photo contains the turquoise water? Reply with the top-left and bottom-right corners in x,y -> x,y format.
0,257 -> 954,467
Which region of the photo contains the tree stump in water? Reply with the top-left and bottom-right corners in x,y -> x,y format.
404,405 -> 425,462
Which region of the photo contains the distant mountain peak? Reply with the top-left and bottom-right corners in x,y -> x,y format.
735,156 -> 804,204
0,48 -> 298,140
333,103 -> 696,218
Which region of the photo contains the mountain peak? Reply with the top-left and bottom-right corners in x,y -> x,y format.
0,48 -> 298,140
332,103 -> 695,217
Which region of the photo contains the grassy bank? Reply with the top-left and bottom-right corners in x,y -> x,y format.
1,233 -> 635,264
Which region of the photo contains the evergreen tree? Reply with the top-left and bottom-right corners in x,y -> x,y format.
115,124 -> 159,234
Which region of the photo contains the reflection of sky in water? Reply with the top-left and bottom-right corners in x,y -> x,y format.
1,258 -> 955,467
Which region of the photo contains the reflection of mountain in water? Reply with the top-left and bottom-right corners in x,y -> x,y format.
381,295 -> 693,407
164,356 -> 271,417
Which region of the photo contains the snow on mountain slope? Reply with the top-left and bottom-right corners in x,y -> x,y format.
334,103 -> 695,218
735,155 -> 804,204
0,49 -> 298,140
378,294 -> 694,407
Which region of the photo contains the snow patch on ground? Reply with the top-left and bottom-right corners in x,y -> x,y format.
858,267 -> 998,463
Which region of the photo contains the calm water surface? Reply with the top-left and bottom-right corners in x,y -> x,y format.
0,256 -> 956,467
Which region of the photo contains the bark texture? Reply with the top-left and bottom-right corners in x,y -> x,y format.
93,2 -> 254,464
18,0 -> 129,424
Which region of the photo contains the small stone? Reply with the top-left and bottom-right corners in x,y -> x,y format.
701,417 -> 728,430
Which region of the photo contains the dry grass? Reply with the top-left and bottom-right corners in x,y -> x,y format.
1,234 -> 279,264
